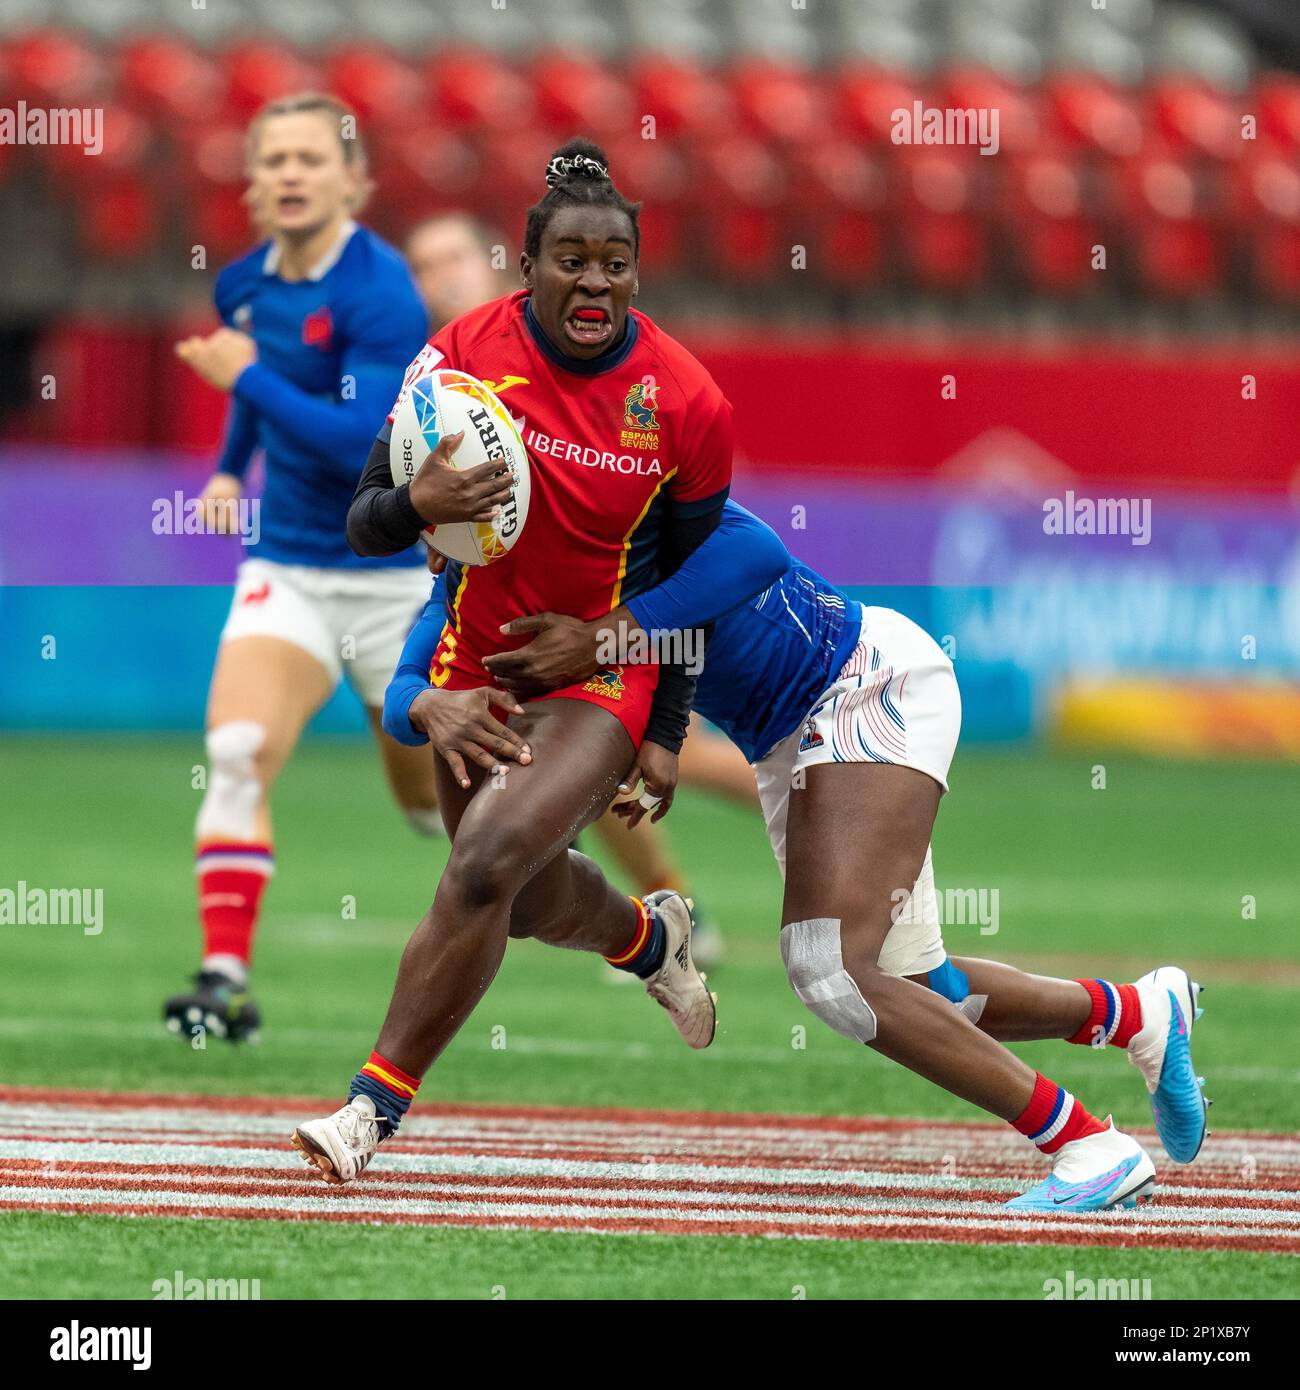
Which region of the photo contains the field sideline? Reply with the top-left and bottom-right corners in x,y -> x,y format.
1,737 -> 1297,1298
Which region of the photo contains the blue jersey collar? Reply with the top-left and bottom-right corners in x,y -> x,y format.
261,218 -> 358,282
523,294 -> 639,376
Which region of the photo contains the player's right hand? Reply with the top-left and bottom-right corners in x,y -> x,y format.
407,686 -> 533,789
408,430 -> 514,526
200,473 -> 243,535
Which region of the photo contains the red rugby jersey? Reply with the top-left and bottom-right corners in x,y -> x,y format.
387,290 -> 733,678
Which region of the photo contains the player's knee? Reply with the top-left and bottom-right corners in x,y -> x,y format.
442,836 -> 523,914
196,721 -> 267,842
780,917 -> 879,1044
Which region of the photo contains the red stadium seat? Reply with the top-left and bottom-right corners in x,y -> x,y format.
530,53 -> 634,141
9,28 -> 106,104
222,42 -> 323,118
45,101 -> 153,184
1237,147 -> 1300,299
1046,72 -> 1143,158
599,135 -> 692,277
626,55 -> 734,143
176,122 -> 257,260
896,148 -> 988,293
1257,73 -> 1300,152
429,48 -> 535,134
1150,77 -> 1241,161
371,126 -> 482,229
325,45 -> 425,129
834,63 -> 927,147
194,186 -> 256,263
729,60 -> 824,147
938,67 -> 1042,157
78,181 -> 157,260
793,139 -> 887,287
1121,151 -> 1224,297
472,129 -> 564,233
1004,149 -> 1103,297
693,136 -> 788,283
118,36 -> 224,125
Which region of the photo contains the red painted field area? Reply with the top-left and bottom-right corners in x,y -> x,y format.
1,1088 -> 1296,1255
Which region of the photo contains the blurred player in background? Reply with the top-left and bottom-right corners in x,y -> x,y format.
399,502 -> 1207,1210
403,208 -> 759,969
162,93 -> 474,1044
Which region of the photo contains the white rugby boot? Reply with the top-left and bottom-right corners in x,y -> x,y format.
1007,1118 -> 1156,1212
291,1096 -> 383,1185
641,890 -> 717,1049
1126,966 -> 1209,1163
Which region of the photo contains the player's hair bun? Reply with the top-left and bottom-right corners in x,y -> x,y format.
524,136 -> 639,261
545,139 -> 610,188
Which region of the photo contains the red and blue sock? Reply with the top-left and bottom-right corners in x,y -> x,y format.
1013,1072 -> 1107,1154
604,897 -> 666,979
350,1051 -> 420,1136
196,841 -> 273,978
1067,979 -> 1143,1049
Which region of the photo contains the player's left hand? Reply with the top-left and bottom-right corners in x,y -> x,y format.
484,612 -> 601,694
611,739 -> 678,827
174,327 -> 258,392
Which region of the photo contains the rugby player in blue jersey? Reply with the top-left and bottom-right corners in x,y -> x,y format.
164,94 -> 513,1044
379,504 -> 1208,1211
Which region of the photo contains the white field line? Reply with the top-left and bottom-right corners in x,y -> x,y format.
5,1167 -> 1297,1230
2,1181 -> 1292,1244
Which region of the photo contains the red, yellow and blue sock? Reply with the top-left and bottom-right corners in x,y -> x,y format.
1013,1072 -> 1107,1154
604,896 -> 666,979
1067,979 -> 1143,1049
350,1051 -> 420,1135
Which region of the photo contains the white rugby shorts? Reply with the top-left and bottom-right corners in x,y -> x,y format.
219,557 -> 430,707
754,606 -> 961,978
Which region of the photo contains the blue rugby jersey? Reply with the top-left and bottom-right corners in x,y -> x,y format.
212,220 -> 429,568
383,503 -> 861,763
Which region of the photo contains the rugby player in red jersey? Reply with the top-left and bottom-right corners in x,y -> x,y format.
291,140 -> 767,1182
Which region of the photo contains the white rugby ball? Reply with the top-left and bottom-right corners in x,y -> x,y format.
389,368 -> 530,566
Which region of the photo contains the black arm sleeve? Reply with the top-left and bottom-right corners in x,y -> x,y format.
640,498 -> 727,754
346,437 -> 428,557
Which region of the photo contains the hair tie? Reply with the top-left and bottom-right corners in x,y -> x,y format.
545,153 -> 609,188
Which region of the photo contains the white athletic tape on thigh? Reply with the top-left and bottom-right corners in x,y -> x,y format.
404,805 -> 446,838
957,993 -> 988,1025
780,917 -> 878,1044
196,721 -> 265,842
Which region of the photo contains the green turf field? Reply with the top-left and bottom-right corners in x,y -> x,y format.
1,735 -> 1297,1298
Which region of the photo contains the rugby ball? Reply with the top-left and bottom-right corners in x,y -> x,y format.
389,368 -> 530,566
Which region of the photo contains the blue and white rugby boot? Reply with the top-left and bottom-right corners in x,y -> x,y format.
1127,966 -> 1208,1163
1007,1119 -> 1156,1211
